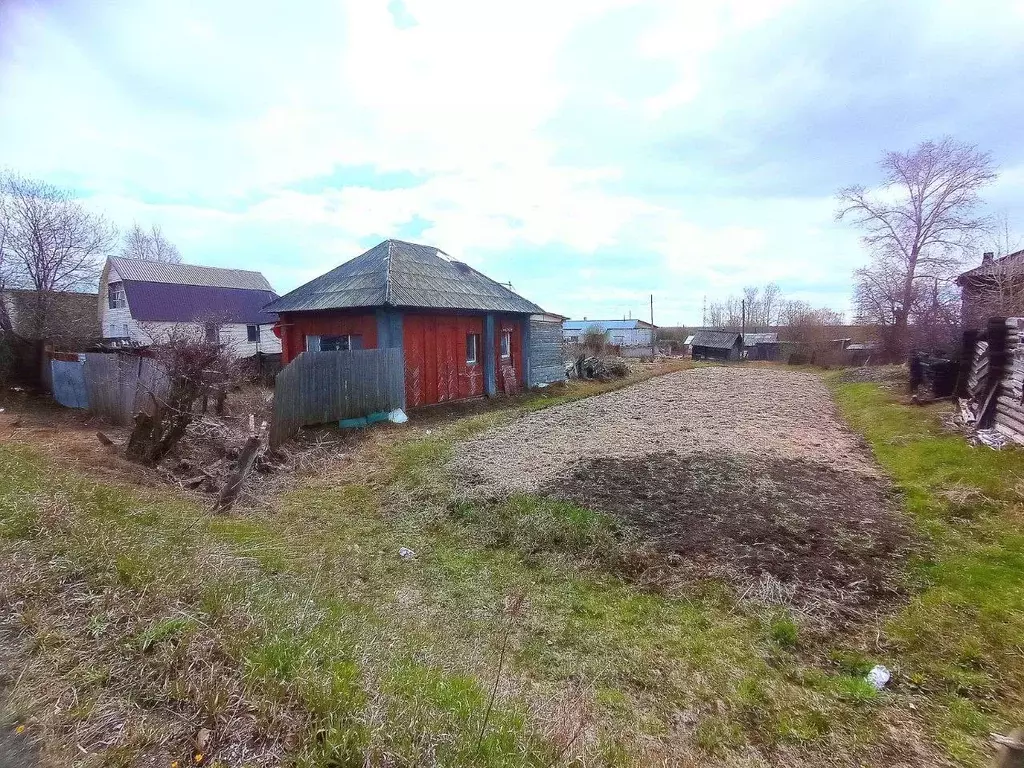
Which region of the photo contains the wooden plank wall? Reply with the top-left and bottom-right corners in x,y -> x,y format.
993,318 -> 1024,443
528,318 -> 565,386
270,348 -> 405,447
81,353 -> 168,426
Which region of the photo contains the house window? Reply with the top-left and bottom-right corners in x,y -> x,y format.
108,283 -> 127,310
320,334 -> 363,351
500,330 -> 511,358
247,324 -> 260,343
466,333 -> 480,364
205,324 -> 219,343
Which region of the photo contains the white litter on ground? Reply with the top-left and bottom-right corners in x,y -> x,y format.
866,665 -> 891,690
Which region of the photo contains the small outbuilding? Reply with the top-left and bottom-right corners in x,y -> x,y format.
265,239 -> 552,408
743,332 -> 780,361
690,330 -> 742,361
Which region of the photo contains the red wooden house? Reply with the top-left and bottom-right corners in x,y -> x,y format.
264,240 -> 549,407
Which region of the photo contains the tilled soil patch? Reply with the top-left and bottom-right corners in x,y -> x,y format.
546,451 -> 914,614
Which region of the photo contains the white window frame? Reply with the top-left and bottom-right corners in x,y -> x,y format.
466,333 -> 479,364
246,324 -> 261,343
500,330 -> 511,358
108,283 -> 127,310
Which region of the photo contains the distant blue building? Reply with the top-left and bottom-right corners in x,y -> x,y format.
562,318 -> 656,347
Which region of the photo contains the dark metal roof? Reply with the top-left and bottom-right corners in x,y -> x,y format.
691,330 -> 742,349
264,239 -> 545,315
122,281 -> 279,325
957,249 -> 1024,283
109,256 -> 274,291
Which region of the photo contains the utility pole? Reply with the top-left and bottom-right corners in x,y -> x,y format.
650,294 -> 655,356
702,295 -> 706,328
740,299 -> 746,361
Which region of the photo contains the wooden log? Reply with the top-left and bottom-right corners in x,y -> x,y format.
991,728 -> 1024,768
978,382 -> 1002,428
211,415 -> 267,514
994,410 -> 1024,441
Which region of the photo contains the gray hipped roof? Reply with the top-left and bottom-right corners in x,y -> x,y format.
691,330 -> 742,349
265,240 -> 545,315
109,256 -> 274,291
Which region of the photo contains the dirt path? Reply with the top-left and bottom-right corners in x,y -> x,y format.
452,367 -> 913,613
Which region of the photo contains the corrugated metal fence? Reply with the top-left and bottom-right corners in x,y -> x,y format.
270,348 -> 405,447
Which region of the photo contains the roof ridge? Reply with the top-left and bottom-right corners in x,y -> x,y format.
112,255 -> 266,276
384,240 -> 394,305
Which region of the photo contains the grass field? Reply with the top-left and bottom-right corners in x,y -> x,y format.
1,369 -> 1022,766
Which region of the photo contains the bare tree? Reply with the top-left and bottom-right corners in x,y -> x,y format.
761,282 -> 781,328
120,222 -> 182,263
705,282 -> 790,331
837,137 -> 997,359
125,325 -> 239,465
0,173 -> 115,380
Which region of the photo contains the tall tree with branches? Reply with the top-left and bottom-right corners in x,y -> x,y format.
0,172 -> 116,376
120,222 -> 182,263
837,137 -> 997,358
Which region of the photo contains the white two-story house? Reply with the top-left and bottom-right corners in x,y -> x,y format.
98,257 -> 282,356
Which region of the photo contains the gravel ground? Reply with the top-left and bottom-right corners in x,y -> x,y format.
451,366 -> 878,497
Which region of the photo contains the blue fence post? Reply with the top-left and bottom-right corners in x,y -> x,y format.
484,313 -> 496,397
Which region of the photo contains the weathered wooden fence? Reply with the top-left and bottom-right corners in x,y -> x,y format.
960,317 -> 1024,444
270,349 -> 405,447
81,353 -> 168,426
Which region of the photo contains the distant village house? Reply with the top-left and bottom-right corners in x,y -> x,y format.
957,250 -> 1024,331
562,319 -> 656,347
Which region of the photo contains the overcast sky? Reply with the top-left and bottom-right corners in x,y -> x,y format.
2,0 -> 1023,325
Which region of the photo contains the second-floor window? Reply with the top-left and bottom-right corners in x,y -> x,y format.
247,324 -> 260,343
108,283 -> 127,309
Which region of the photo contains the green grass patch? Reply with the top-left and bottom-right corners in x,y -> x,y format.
830,379 -> 1024,763
5,368 -> 1022,765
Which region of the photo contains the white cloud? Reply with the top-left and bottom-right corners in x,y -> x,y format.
2,0 -> 1017,323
